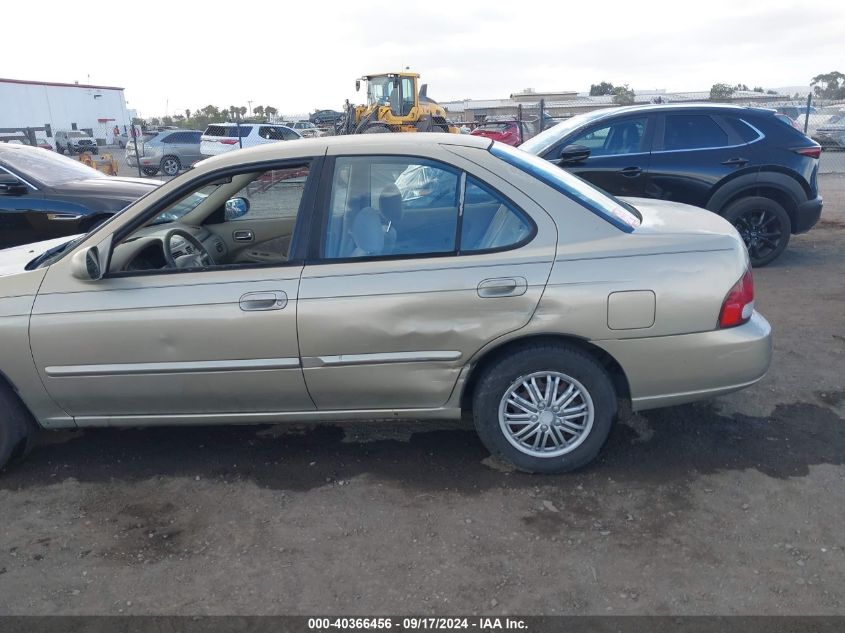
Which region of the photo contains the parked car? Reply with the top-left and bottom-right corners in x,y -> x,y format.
776,105 -> 817,122
200,123 -> 301,157
812,114 -> 845,150
54,130 -> 98,155
284,121 -> 324,138
310,110 -> 343,126
0,143 -> 157,249
0,134 -> 772,474
521,103 -> 823,266
125,129 -> 203,176
471,120 -> 524,146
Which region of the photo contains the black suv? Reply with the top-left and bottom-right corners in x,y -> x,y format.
521,104 -> 823,266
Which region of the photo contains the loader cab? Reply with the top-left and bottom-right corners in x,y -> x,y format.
360,73 -> 419,118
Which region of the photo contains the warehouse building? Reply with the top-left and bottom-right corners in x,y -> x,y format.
0,77 -> 130,146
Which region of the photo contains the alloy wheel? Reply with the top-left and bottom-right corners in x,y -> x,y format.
498,371 -> 595,458
733,208 -> 783,262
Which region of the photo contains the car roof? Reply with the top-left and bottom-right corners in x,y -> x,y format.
194,133 -> 492,170
585,103 -> 774,120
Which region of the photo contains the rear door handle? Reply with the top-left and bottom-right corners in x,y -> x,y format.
620,166 -> 643,177
477,277 -> 527,298
722,157 -> 749,166
239,291 -> 287,311
233,229 -> 254,242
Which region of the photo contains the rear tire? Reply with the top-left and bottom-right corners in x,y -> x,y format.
472,344 -> 616,474
0,383 -> 38,472
361,124 -> 392,134
723,196 -> 791,267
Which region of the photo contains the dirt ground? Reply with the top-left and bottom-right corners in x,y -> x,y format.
1,176 -> 843,616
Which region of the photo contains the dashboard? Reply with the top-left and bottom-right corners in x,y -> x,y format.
110,223 -> 228,273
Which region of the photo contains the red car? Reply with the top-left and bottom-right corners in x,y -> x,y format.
471,121 -> 523,146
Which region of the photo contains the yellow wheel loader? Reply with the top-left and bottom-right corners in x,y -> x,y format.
336,72 -> 459,135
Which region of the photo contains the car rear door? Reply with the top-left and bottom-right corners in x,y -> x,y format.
645,112 -> 753,207
296,150 -> 556,411
551,115 -> 654,197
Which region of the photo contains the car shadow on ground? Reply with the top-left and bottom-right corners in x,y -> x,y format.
2,397 -> 843,494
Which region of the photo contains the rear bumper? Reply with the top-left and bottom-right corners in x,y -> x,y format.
594,312 -> 772,411
793,195 -> 823,234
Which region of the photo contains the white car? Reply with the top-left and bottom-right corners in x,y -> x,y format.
200,123 -> 301,157
284,121 -> 325,138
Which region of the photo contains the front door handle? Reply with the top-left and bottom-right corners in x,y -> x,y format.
239,291 -> 287,311
722,157 -> 749,167
620,166 -> 643,177
477,277 -> 527,298
233,229 -> 254,242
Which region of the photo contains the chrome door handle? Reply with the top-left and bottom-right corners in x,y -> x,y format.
239,291 -> 287,311
620,166 -> 643,177
721,157 -> 749,167
233,229 -> 254,242
477,277 -> 527,298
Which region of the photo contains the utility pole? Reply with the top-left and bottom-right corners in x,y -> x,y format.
247,100 -> 253,118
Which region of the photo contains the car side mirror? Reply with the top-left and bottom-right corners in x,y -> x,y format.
558,144 -> 591,165
224,197 -> 250,221
0,173 -> 27,195
70,246 -> 103,281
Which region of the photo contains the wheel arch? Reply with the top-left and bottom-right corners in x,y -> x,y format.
707,172 -> 806,233
459,333 -> 631,413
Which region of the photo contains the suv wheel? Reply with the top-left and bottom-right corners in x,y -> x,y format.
723,196 -> 791,267
0,383 -> 38,472
160,156 -> 181,176
472,344 -> 616,474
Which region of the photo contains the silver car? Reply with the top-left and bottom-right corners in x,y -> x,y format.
125,129 -> 203,176
0,134 -> 771,474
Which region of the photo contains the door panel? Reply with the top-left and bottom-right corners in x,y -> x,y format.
31,266 -> 311,419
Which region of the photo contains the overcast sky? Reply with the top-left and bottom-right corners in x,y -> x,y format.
5,0 -> 844,117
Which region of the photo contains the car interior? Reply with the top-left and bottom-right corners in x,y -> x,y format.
108,166 -> 308,274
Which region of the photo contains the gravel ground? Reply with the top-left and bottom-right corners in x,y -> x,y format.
0,176 -> 843,616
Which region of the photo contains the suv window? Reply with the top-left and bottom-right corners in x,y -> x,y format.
461,176 -> 533,252
663,114 -> 728,150
324,156 -> 459,259
204,125 -> 252,138
569,117 -> 647,157
161,132 -> 180,144
280,127 -> 299,141
726,117 -> 761,143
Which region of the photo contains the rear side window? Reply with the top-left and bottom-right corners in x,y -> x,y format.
280,127 -> 300,141
726,118 -> 762,143
204,125 -> 252,138
663,114 -> 728,150
460,176 -> 533,252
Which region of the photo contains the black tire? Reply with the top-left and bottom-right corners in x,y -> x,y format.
142,166 -> 159,176
361,125 -> 392,134
723,196 -> 791,267
160,155 -> 181,176
57,145 -> 65,155
472,344 -> 616,474
0,383 -> 38,472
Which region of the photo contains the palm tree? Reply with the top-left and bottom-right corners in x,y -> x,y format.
185,108 -> 191,119
253,105 -> 264,118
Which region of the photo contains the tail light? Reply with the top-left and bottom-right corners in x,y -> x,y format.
719,269 -> 755,328
220,139 -> 239,145
794,146 -> 822,159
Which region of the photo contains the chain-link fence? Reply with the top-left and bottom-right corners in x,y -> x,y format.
463,91 -> 845,173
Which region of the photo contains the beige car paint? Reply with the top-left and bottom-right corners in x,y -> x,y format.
0,133 -> 771,431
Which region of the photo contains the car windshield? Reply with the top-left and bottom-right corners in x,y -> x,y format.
477,123 -> 514,132
367,76 -> 394,106
204,125 -> 253,138
520,109 -> 617,155
1,146 -> 106,186
68,131 -> 89,138
148,190 -> 210,225
490,142 -> 641,231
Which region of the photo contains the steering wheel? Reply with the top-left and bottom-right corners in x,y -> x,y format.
163,228 -> 214,269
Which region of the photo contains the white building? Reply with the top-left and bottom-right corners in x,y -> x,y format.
0,77 -> 131,145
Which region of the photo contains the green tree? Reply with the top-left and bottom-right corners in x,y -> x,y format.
709,83 -> 735,101
185,108 -> 192,119
733,83 -> 750,92
162,116 -> 173,127
265,106 -> 278,117
753,86 -> 764,93
811,71 -> 845,99
590,81 -> 615,96
253,105 -> 265,118
238,106 -> 247,117
611,84 -> 636,105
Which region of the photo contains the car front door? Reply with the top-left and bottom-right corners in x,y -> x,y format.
29,160 -> 320,425
296,152 -> 557,411
645,112 -> 752,207
550,115 -> 653,197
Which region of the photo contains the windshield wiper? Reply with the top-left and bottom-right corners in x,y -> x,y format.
25,238 -> 80,270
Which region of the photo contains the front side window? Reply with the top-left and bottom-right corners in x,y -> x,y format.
569,117 -> 647,157
112,164 -> 311,274
663,114 -> 728,150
